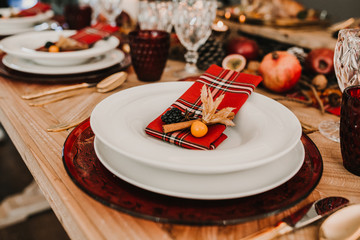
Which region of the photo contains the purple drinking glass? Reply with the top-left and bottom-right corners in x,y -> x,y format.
340,85 -> 360,176
129,30 -> 170,82
64,4 -> 92,30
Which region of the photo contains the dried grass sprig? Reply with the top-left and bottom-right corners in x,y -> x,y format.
162,85 -> 236,133
200,85 -> 235,126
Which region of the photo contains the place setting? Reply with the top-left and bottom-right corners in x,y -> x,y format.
57,0 -> 329,229
63,64 -> 324,226
62,0 -> 325,220
0,2 -> 54,36
0,22 -> 130,84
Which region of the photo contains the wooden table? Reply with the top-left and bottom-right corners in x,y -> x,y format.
0,60 -> 359,240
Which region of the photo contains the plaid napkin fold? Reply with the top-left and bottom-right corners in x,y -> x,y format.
17,2 -> 51,17
69,23 -> 119,45
145,64 -> 262,150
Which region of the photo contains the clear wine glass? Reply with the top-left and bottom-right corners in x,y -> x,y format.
318,28 -> 360,142
173,0 -> 217,77
97,0 -> 123,26
138,0 -> 175,33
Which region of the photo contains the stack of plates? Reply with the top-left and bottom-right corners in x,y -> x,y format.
0,30 -> 123,76
90,82 -> 304,200
0,8 -> 53,36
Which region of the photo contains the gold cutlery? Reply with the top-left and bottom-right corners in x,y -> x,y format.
47,116 -> 89,132
22,71 -> 128,100
22,82 -> 95,100
28,88 -> 91,107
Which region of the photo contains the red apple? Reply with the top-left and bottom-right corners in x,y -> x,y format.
305,48 -> 334,75
226,37 -> 259,61
259,51 -> 302,93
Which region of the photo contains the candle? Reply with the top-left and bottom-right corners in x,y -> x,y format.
224,11 -> 231,20
212,20 -> 229,32
239,14 -> 246,23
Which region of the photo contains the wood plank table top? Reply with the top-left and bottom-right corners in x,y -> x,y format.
0,59 -> 358,240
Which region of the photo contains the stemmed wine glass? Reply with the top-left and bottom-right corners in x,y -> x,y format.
173,0 -> 217,77
97,0 -> 123,26
138,0 -> 175,33
318,28 -> 360,142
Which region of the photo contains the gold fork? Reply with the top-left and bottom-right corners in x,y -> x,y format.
47,116 -> 89,132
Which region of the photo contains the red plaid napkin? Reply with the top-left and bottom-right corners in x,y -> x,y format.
145,64 -> 263,150
69,23 -> 119,45
17,2 -> 51,17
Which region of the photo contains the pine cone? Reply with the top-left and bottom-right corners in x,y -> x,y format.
197,36 -> 226,71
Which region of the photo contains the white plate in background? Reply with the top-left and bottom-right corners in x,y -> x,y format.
0,9 -> 53,29
3,49 -> 125,75
0,30 -> 119,66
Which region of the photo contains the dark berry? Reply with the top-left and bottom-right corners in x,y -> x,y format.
45,41 -> 55,48
161,108 -> 183,124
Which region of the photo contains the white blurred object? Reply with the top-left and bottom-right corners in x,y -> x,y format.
138,0 -> 175,32
121,0 -> 139,22
319,204 -> 360,240
0,181 -> 50,228
90,0 -> 138,25
97,0 -> 124,26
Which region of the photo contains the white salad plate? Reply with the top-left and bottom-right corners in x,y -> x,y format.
2,49 -> 125,75
90,82 -> 302,174
0,8 -> 54,29
0,30 -> 119,66
94,137 -> 305,199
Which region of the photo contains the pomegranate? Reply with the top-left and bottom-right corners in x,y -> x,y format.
305,48 -> 334,75
259,51 -> 302,93
226,37 -> 259,61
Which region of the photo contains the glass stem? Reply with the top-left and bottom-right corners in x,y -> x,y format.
184,50 -> 199,73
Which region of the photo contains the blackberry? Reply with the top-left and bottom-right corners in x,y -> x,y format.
161,108 -> 183,124
45,41 -> 55,48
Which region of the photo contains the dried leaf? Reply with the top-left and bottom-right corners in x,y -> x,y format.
200,85 -> 235,126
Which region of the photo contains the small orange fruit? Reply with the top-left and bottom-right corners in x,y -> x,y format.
190,121 -> 208,138
48,45 -> 60,52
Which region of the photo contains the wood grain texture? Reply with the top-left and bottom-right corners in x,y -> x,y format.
221,19 -> 337,50
0,60 -> 359,240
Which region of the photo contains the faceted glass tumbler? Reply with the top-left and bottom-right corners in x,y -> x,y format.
64,4 -> 92,30
129,30 -> 170,82
340,85 -> 360,176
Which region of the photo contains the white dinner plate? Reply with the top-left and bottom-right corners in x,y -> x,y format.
94,137 -> 305,199
0,8 -> 54,29
90,82 -> 302,174
3,49 -> 125,75
0,30 -> 119,66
